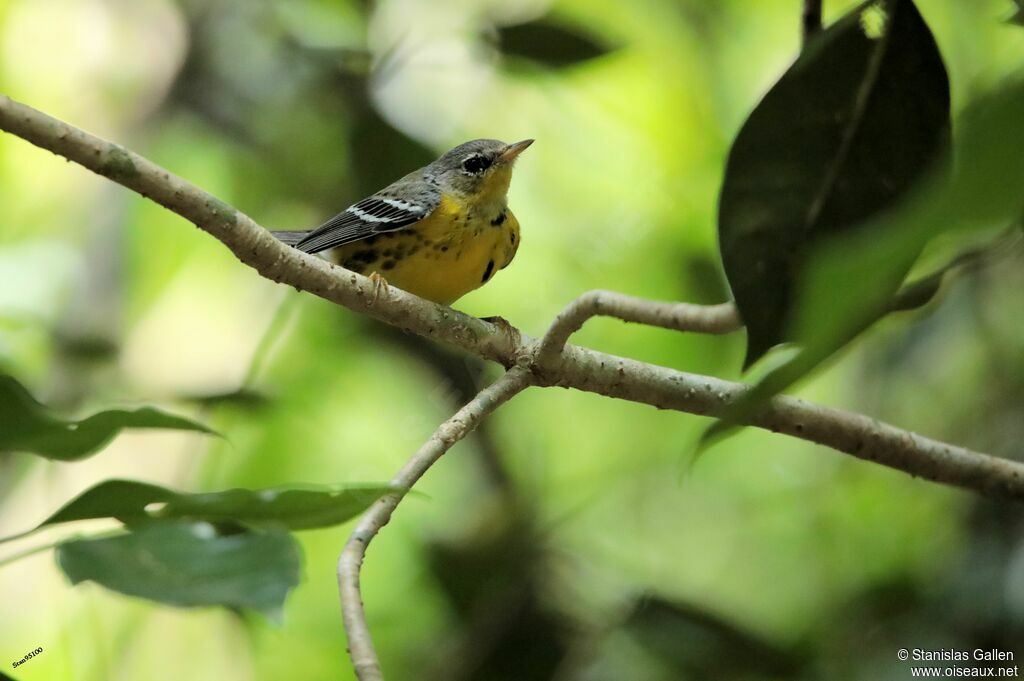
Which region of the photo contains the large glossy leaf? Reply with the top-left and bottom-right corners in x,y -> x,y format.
784,77 -> 1024,373
0,374 -> 215,461
718,0 -> 950,368
704,76 -> 1024,445
56,522 -> 300,619
1,479 -> 393,542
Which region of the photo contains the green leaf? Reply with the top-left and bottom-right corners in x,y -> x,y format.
703,76 -> 1024,446
941,81 -> 1024,227
179,388 -> 271,411
0,374 -> 216,461
156,484 -> 392,529
624,598 -> 804,677
43,480 -> 175,527
717,0 -> 950,368
56,522 -> 300,619
494,19 -> 611,69
888,227 -> 1022,313
1009,0 -> 1024,27
1,479 -> 393,543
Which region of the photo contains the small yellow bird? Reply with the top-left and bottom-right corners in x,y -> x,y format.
275,139 -> 533,305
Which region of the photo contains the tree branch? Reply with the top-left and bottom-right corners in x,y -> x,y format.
337,367 -> 533,681
802,0 -> 823,46
0,95 -> 517,365
537,290 -> 740,363
1,93 -> 1021,499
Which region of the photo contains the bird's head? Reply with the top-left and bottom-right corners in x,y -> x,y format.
429,138 -> 533,204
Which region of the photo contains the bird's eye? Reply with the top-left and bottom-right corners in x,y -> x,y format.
461,154 -> 490,175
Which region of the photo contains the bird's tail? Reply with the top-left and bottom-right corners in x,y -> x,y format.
271,230 -> 309,246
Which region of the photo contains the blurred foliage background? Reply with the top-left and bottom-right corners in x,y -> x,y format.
1,0 -> 1023,679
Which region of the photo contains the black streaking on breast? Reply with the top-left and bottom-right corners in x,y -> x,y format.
342,259 -> 366,274
481,259 -> 495,283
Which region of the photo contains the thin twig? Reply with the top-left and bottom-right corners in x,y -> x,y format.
337,368 -> 533,681
802,0 -> 823,46
537,290 -> 740,363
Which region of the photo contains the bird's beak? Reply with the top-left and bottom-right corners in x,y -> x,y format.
498,139 -> 534,163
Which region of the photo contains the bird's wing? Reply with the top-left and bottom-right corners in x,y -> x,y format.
294,175 -> 440,254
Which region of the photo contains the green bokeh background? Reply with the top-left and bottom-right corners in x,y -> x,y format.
1,1 -> 1022,679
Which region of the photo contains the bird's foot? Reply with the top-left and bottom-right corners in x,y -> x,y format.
480,315 -> 521,349
368,271 -> 390,305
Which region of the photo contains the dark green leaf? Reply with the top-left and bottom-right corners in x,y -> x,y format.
423,507 -> 570,679
156,484 -> 393,529
494,20 -> 610,69
43,480 -> 175,526
56,522 -> 300,618
0,374 -> 216,461
718,0 -> 950,367
888,271 -> 946,313
1,479 -> 393,542
1009,0 -> 1024,27
889,227 -> 1022,313
52,332 -> 119,362
348,109 -> 435,199
179,388 -> 271,411
941,81 -> 1024,227
624,598 -> 806,677
703,76 -> 1024,445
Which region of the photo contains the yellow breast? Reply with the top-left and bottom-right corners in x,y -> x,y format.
329,195 -> 520,305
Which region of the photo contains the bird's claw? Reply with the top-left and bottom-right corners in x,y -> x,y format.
480,315 -> 521,349
368,271 -> 390,305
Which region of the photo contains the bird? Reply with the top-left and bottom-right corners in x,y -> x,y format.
273,138 -> 533,305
